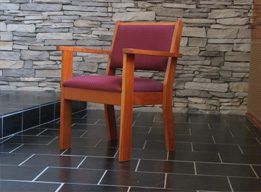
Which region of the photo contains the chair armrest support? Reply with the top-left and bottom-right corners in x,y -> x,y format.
57,46 -> 112,55
123,48 -> 182,58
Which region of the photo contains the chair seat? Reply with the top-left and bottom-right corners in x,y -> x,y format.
63,75 -> 163,92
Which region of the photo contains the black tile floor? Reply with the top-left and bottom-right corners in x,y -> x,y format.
0,110 -> 261,192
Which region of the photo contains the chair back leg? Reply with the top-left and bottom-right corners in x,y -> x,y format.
162,100 -> 175,151
60,98 -> 72,149
104,104 -> 117,140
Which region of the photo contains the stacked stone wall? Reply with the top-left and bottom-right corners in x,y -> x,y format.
0,0 -> 253,113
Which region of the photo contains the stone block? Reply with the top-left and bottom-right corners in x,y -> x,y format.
154,7 -> 184,17
225,52 -> 250,62
37,33 -> 73,40
7,24 -> 35,33
180,47 -> 200,56
0,32 -> 12,41
21,4 -> 62,11
0,3 -> 19,11
207,29 -> 238,39
238,29 -> 251,38
3,69 -> 34,77
233,44 -> 250,52
0,60 -> 23,69
176,90 -> 211,98
63,5 -> 107,12
112,12 -> 155,21
21,50 -> 49,60
189,38 -> 207,47
229,82 -> 248,92
209,9 -> 240,18
217,18 -> 249,25
183,27 -> 206,38
163,3 -> 196,9
74,20 -> 100,27
112,3 -> 135,8
0,42 -> 13,50
206,44 -> 233,52
35,69 -> 61,78
0,52 -> 20,60
0,22 -> 7,31
210,92 -> 235,98
185,82 -> 228,92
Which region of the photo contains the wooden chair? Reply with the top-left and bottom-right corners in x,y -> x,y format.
58,20 -> 183,162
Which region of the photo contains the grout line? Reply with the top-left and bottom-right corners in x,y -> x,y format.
46,136 -> 58,145
189,129 -> 192,136
36,129 -> 47,136
191,142 -> 194,152
9,144 -> 24,153
164,173 -> 167,189
256,138 -> 261,146
142,140 -> 147,150
79,130 -> 88,138
148,127 -> 152,134
237,144 -> 244,155
32,167 -> 49,182
94,138 -> 103,147
250,165 -> 259,178
76,156 -> 87,168
19,154 -> 35,166
229,130 -> 235,137
54,183 -> 64,192
166,152 -> 169,160
227,176 -> 234,192
60,149 -> 68,155
113,149 -> 119,158
212,136 -> 216,144
194,162 -> 197,175
218,152 -> 223,163
127,186 -> 131,192
97,170 -> 107,185
135,159 -> 141,172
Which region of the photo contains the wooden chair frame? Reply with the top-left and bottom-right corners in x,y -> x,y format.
58,20 -> 183,162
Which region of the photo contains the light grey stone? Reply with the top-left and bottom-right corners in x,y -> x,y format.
0,22 -> 7,31
180,47 -> 200,56
0,52 -> 20,60
189,38 -> 207,47
229,82 -> 248,92
183,27 -> 206,38
0,3 -> 19,11
238,29 -> 251,38
185,82 -> 228,92
153,7 -> 184,17
0,32 -> 12,40
63,5 -> 107,12
3,69 -> 34,77
225,52 -> 250,62
37,33 -> 72,40
74,20 -> 100,27
0,42 -> 13,50
210,92 -> 235,98
112,12 -> 155,21
217,18 -> 249,25
35,70 -> 61,78
34,0 -> 71,3
208,9 -> 240,18
163,3 -> 196,9
0,60 -> 23,69
206,44 -> 233,52
176,90 -> 211,98
207,29 -> 238,39
21,4 -> 62,11
183,18 -> 215,24
7,24 -> 35,33
21,50 -> 49,60
233,44 -> 250,52
112,3 -> 135,8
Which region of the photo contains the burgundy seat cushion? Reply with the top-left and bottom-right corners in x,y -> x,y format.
63,75 -> 163,92
111,25 -> 175,71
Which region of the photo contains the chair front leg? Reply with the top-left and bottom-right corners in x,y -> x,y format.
60,96 -> 72,150
104,104 -> 117,140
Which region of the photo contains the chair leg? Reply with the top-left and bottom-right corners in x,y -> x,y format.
162,101 -> 175,151
60,98 -> 72,150
119,103 -> 133,162
104,104 -> 117,140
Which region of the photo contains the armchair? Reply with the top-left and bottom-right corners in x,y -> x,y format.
58,20 -> 183,162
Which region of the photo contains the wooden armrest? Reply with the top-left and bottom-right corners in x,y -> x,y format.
57,46 -> 112,55
123,48 -> 182,58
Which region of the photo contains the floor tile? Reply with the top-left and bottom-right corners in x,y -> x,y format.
0,143 -> 21,153
130,187 -> 193,192
0,181 -> 60,192
13,144 -> 63,155
196,162 -> 256,177
166,174 -> 231,191
101,170 -> 165,188
220,153 -> 261,164
63,147 -> 117,157
0,165 -> 44,181
59,184 -> 128,192
176,135 -> 214,143
3,135 -> 56,145
193,143 -> 242,155
0,153 -> 32,165
36,167 -> 104,184
79,157 -> 138,171
138,160 -> 194,174
168,151 -> 220,162
21,154 -> 84,168
229,177 -> 261,192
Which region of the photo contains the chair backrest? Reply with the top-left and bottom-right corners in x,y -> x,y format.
110,21 -> 182,71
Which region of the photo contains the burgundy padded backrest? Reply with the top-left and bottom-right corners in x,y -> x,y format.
111,24 -> 175,71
